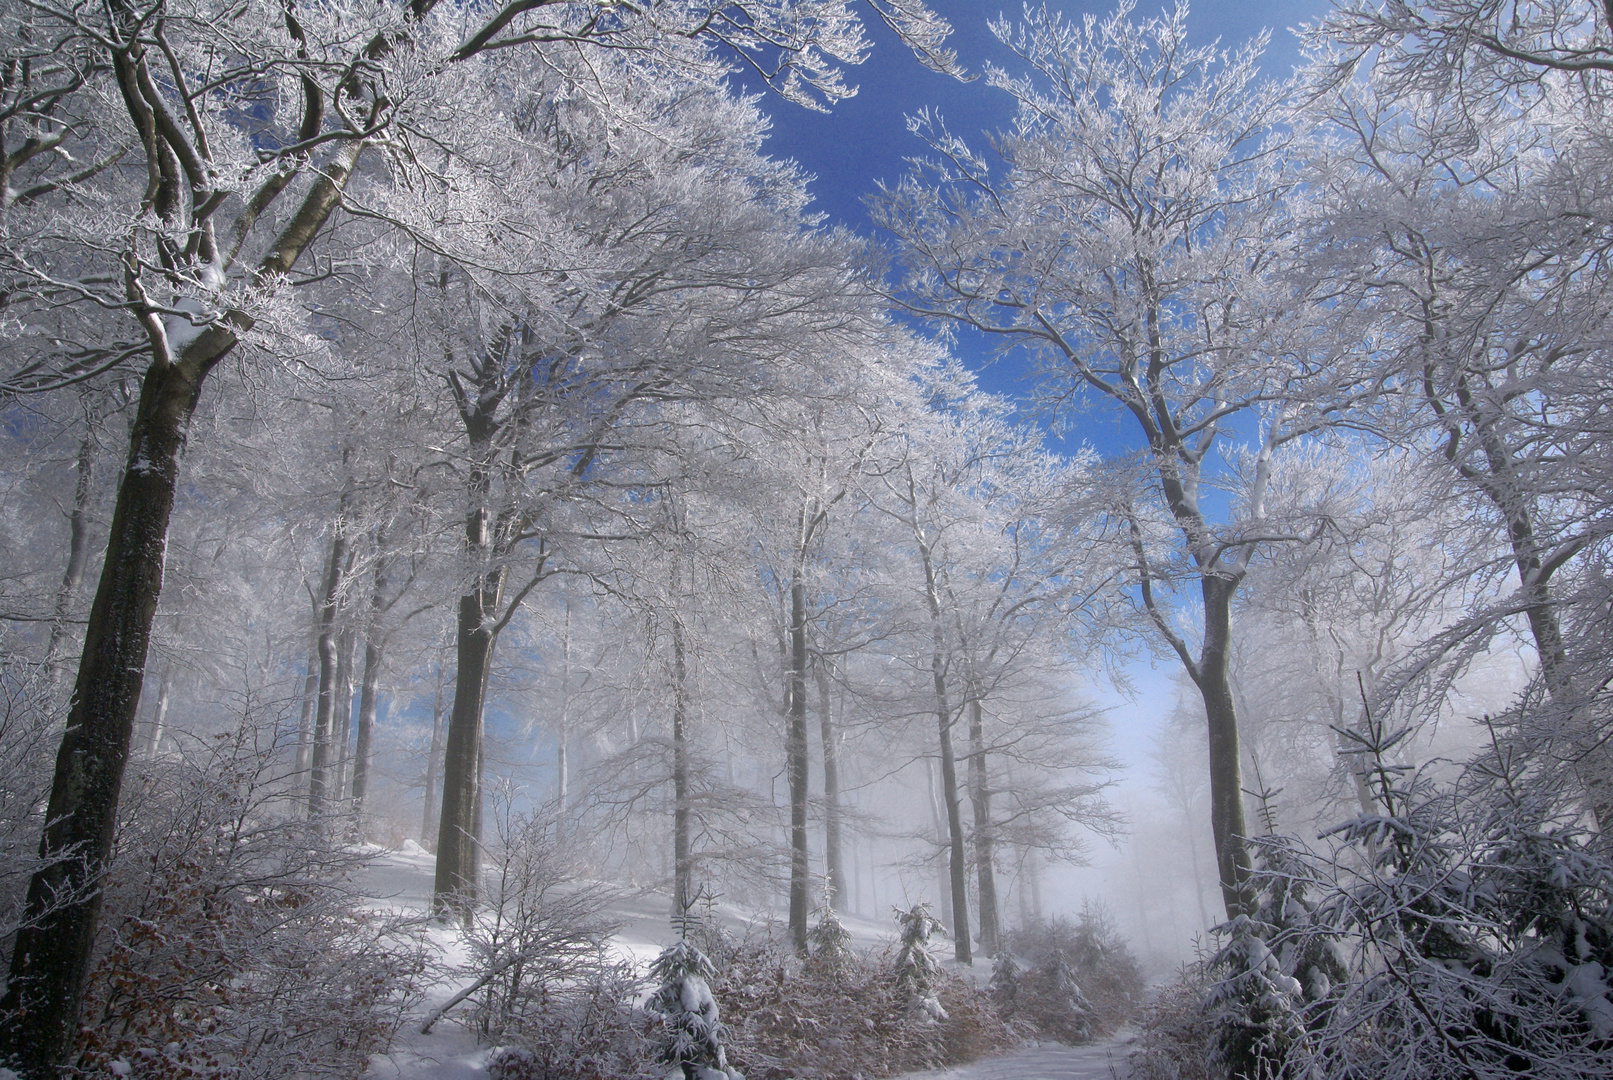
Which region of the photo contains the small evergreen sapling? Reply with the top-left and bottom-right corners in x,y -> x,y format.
805,906 -> 853,978
1295,710 -> 1613,1079
1027,948 -> 1095,1044
1205,913 -> 1308,1080
893,904 -> 948,1021
988,953 -> 1021,1018
648,939 -> 741,1080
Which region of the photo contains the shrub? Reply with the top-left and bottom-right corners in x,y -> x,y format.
647,938 -> 736,1080
708,912 -> 1015,1080
1004,904 -> 1145,1039
72,714 -> 426,1080
892,904 -> 946,1021
446,787 -> 646,1080
1128,964 -> 1215,1080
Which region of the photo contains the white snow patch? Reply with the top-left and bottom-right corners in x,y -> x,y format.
898,1040 -> 1133,1080
160,296 -> 215,358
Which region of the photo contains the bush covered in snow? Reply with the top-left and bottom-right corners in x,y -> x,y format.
1128,963 -> 1216,1080
1142,708 -> 1613,1080
698,910 -> 1016,1080
448,788 -> 646,1080
892,903 -> 947,1021
1253,713 -> 1613,1080
73,714 -> 427,1080
1002,905 -> 1145,1039
647,938 -> 735,1080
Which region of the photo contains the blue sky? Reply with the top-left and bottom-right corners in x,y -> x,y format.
751,0 -> 1332,427
759,1 -> 1327,234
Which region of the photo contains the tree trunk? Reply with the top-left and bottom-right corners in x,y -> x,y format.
295,634 -> 319,790
422,657 -> 447,850
786,569 -> 810,953
44,422 -> 96,679
308,519 -> 351,817
1438,383 -> 1612,833
815,662 -> 846,909
1496,486 -> 1611,833
0,349 -> 225,1075
334,622 -> 356,803
1196,576 -> 1254,920
919,540 -> 971,963
143,668 -> 171,760
967,696 -> 999,957
934,680 -> 971,963
672,600 -> 692,919
351,616 -> 385,830
434,573 -> 503,918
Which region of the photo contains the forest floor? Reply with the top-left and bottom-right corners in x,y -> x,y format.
356,845 -> 1135,1080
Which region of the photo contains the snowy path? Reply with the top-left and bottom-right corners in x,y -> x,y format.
898,1040 -> 1132,1080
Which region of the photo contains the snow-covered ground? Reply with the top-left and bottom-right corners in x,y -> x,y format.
356,845 -> 1134,1080
900,1042 -> 1133,1080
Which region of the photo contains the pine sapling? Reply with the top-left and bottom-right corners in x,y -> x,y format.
805,905 -> 853,978
893,903 -> 948,1022
988,952 -> 1021,1019
1029,948 -> 1095,1044
648,939 -> 741,1080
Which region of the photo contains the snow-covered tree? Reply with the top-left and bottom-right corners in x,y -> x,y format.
1298,31 -> 1613,835
648,938 -> 739,1080
893,902 -> 948,1022
876,0 -> 1344,920
988,952 -> 1023,1018
1263,706 -> 1613,1080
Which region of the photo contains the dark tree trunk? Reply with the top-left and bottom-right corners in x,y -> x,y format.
672,604 -> 692,917
1197,576 -> 1254,919
308,520 -> 351,817
422,657 -> 447,850
967,696 -> 999,957
351,594 -> 385,830
0,348 -> 226,1075
434,574 -> 503,919
295,634 -> 319,788
44,422 -> 96,678
786,570 -> 810,953
815,662 -> 845,909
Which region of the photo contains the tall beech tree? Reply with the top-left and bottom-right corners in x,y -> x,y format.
741,378 -> 890,950
875,2 -> 1348,919
1300,34 -> 1613,835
